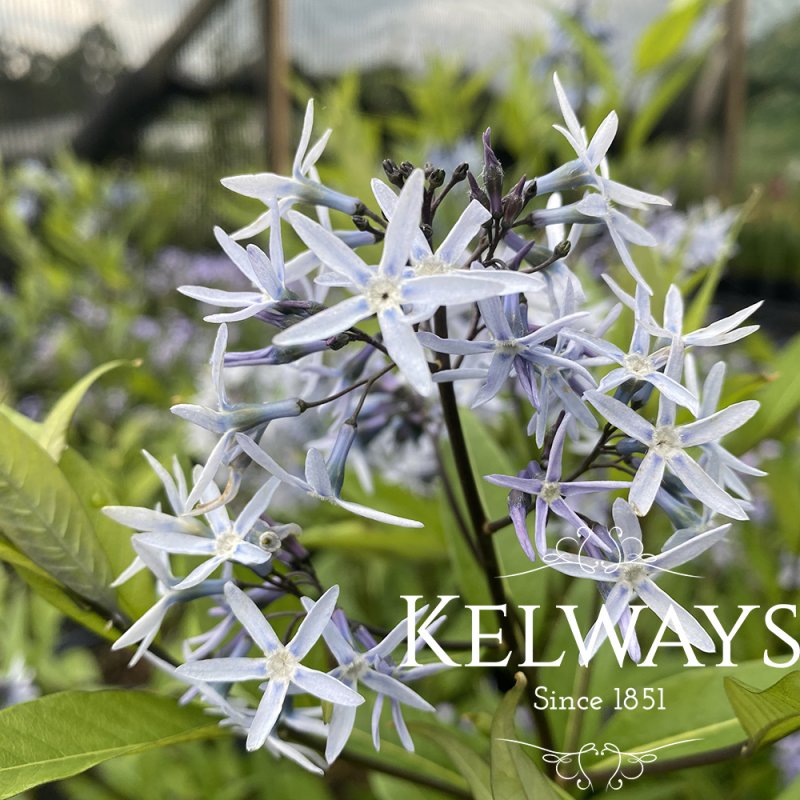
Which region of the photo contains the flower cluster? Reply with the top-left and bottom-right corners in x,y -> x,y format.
105,75 -> 762,770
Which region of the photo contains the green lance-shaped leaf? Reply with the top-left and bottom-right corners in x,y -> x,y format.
725,671 -> 800,754
0,413 -> 115,608
0,690 -> 226,799
38,359 -> 132,461
490,673 -> 562,800
634,0 -> 704,73
412,721 -> 492,800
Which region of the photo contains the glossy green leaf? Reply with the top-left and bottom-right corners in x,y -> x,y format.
0,413 -> 115,608
0,402 -> 42,441
39,359 -> 131,460
58,447 -> 154,618
635,0 -> 703,73
725,671 -> 800,754
0,690 -> 226,799
490,673 -> 561,800
412,722 -> 492,800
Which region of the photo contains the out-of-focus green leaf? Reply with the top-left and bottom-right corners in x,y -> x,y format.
345,727 -> 469,795
0,539 -> 116,641
490,673 -> 561,800
730,332 -> 800,452
370,773 -> 452,800
627,52 -> 706,153
725,671 -> 800,754
38,359 -> 132,460
0,414 -> 115,609
635,0 -> 704,73
0,690 -> 226,799
413,722 -> 492,800
301,519 -> 447,561
588,661 -> 784,772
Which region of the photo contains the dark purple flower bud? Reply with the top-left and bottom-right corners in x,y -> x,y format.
502,175 -> 526,228
481,128 -> 504,218
466,171 -> 489,209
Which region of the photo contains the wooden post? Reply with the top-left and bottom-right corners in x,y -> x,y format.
718,0 -> 747,201
261,0 -> 291,173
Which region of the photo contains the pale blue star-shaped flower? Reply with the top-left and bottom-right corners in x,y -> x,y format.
272,169 -> 508,395
567,283 -> 699,413
221,100 -> 360,239
177,583 -> 364,751
130,477 -> 280,590
235,433 -> 423,528
486,414 -> 630,557
179,215 -> 288,323
534,498 -> 731,664
419,294 -> 591,408
585,342 -> 759,519
299,599 -> 435,763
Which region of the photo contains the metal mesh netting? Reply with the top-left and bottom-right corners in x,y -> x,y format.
0,0 -> 796,163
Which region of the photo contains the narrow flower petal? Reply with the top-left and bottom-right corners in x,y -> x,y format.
273,296 -> 371,346
378,308 -> 433,396
678,401 -> 759,448
636,580 -> 714,652
667,451 -> 747,520
224,582 -> 282,653
289,585 -> 340,659
247,679 -> 290,751
361,671 -> 434,711
177,657 -> 268,683
379,169 -> 424,278
585,391 -> 654,444
335,497 -> 423,528
292,666 -> 364,706
629,450 -> 666,516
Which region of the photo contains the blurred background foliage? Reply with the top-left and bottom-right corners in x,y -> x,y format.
1,1 -> 800,798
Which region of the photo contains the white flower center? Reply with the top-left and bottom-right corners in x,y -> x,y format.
495,338 -> 520,352
622,353 -> 653,378
341,653 -> 369,682
365,276 -> 403,312
539,481 -> 562,504
265,647 -> 298,681
651,425 -> 681,457
414,255 -> 450,276
214,530 -> 241,558
620,562 -> 648,588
